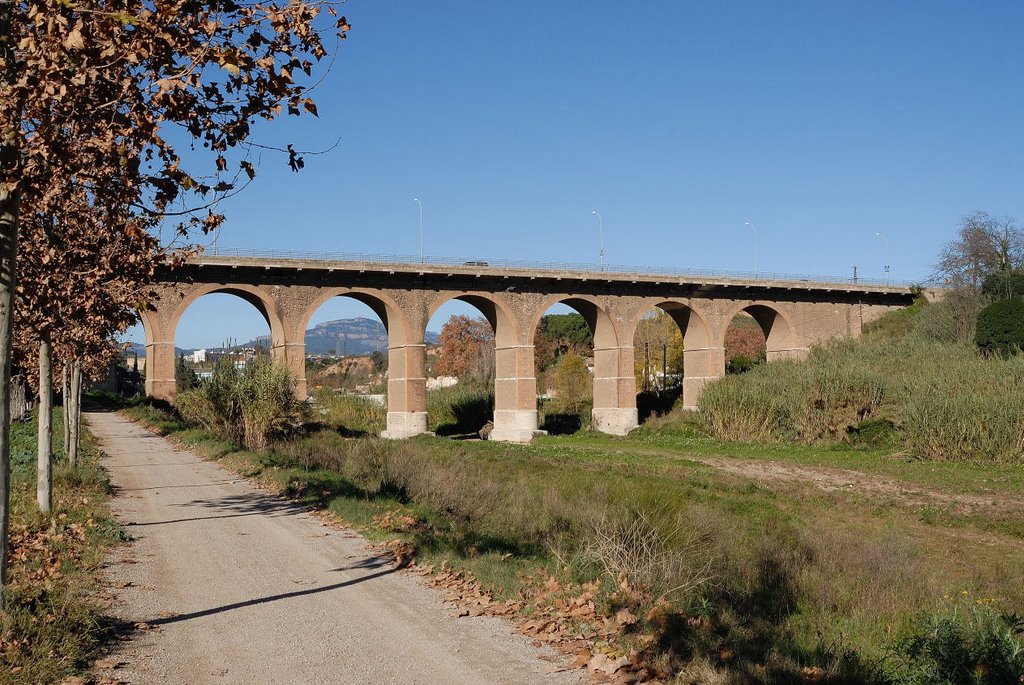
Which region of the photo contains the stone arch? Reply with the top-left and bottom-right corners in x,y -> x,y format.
723,302 -> 803,362
298,287 -> 412,345
168,283 -> 285,352
530,295 -> 635,435
529,294 -> 622,350
427,292 -> 522,347
623,300 -> 720,410
142,283 -> 285,402
427,292 -> 537,442
300,288 -> 424,439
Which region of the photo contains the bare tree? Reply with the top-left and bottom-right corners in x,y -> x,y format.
935,211 -> 1024,297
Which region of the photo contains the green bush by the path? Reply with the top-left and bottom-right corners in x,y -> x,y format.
176,356 -> 303,451
698,301 -> 1024,462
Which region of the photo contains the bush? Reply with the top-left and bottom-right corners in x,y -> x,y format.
427,384 -> 494,435
888,603 -> 1024,684
975,297 -> 1024,356
176,357 -> 301,450
547,353 -> 592,415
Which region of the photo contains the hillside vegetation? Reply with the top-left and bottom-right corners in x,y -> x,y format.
698,297 -> 1024,462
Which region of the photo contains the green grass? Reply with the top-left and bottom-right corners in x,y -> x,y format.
1,409 -> 127,685
124,401 -> 1024,683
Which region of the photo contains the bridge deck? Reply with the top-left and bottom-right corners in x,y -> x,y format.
181,252 -> 919,297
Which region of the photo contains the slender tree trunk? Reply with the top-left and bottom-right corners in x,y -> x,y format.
1,0 -> 23,611
0,184 -> 20,610
62,364 -> 69,454
9,374 -> 25,422
36,334 -> 51,513
69,361 -> 81,467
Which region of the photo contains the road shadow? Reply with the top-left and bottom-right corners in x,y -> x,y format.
145,567 -> 397,626
127,491 -> 312,527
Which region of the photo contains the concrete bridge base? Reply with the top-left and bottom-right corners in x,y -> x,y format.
490,410 -> 546,444
592,408 -> 640,436
381,411 -> 429,440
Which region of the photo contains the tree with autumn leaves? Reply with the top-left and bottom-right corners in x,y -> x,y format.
0,0 -> 348,607
433,315 -> 495,383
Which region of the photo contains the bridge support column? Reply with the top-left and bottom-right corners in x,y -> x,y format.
382,342 -> 428,439
275,341 -> 307,400
682,345 -> 726,410
491,343 -> 543,443
592,344 -> 639,436
144,339 -> 177,402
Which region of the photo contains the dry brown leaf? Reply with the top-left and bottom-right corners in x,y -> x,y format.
94,656 -> 124,669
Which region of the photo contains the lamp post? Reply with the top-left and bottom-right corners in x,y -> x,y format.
592,210 -> 605,269
413,197 -> 423,263
875,231 -> 890,281
745,221 -> 759,276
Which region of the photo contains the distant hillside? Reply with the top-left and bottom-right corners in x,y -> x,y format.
249,317 -> 440,356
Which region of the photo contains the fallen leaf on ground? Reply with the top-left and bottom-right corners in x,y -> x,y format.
94,657 -> 124,668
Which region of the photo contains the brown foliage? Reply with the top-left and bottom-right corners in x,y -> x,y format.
433,315 -> 495,380
1,0 -> 349,378
724,314 -> 765,364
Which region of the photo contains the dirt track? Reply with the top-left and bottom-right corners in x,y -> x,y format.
89,411 -> 579,685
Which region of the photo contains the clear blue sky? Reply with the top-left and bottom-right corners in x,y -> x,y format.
136,1 -> 1024,349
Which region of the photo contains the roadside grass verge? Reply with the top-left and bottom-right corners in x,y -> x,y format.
1,409 -> 127,685
123,402 -> 1024,683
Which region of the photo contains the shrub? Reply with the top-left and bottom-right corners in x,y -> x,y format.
427,384 -> 494,435
175,357 -> 301,450
975,297 -> 1024,356
547,352 -> 592,415
887,603 -> 1024,685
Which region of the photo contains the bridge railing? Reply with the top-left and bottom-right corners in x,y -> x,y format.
197,246 -> 918,290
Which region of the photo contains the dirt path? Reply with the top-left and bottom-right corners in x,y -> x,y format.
696,456 -> 1024,512
89,411 -> 579,685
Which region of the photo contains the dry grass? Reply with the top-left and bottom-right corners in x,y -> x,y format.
699,334 -> 1024,462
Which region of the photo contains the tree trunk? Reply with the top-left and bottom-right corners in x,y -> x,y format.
37,335 -> 52,513
9,374 -> 25,422
62,364 -> 69,454
69,361 -> 81,467
0,182 -> 20,610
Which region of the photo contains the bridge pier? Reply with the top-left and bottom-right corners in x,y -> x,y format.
490,343 -> 544,443
681,345 -> 726,410
592,344 -> 639,436
381,341 -> 429,439
145,339 -> 177,402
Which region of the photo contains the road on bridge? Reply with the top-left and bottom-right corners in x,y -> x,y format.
90,411 -> 579,685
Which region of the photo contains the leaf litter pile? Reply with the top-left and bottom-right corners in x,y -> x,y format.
0,453 -> 130,685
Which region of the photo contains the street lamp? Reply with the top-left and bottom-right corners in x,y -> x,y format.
592,210 -> 605,269
745,221 -> 759,276
875,231 -> 890,281
413,197 -> 423,263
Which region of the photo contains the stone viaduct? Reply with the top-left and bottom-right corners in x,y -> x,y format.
139,255 -> 918,443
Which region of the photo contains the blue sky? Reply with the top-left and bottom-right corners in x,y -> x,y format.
142,1 -> 1024,349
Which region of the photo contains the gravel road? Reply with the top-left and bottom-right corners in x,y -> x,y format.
89,411 -> 580,685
